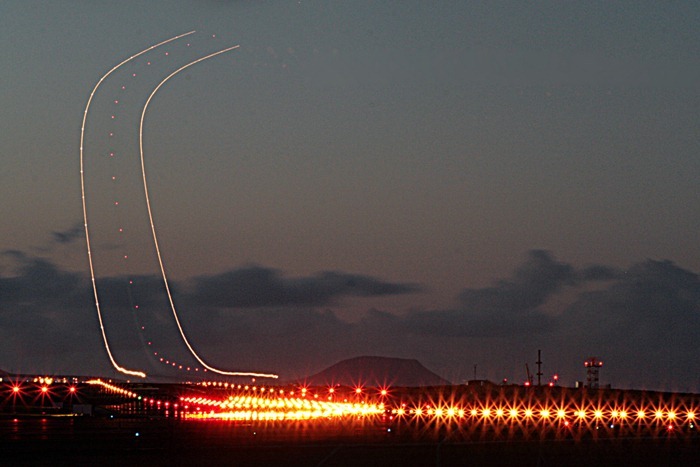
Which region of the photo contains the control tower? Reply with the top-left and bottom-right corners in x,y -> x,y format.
584,357 -> 603,389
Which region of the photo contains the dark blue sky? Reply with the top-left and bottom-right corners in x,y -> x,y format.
1,1 -> 699,390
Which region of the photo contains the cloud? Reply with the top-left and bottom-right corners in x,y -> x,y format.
51,223 -> 84,245
0,252 -> 84,308
459,250 -> 576,314
402,250 -> 588,338
561,259 -> 700,334
187,266 -> 421,308
2,247 -> 700,391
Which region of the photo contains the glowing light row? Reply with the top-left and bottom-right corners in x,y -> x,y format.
392,402 -> 697,426
4,383 -> 77,396
179,393 -> 384,421
86,379 -> 139,399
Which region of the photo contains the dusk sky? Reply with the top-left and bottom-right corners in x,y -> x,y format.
1,1 -> 700,391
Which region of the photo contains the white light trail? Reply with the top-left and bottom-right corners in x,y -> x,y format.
138,46 -> 279,379
80,31 -> 195,379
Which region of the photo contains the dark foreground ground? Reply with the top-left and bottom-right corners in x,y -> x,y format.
2,416 -> 700,466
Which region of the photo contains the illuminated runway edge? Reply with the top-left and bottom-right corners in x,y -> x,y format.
3,379 -> 700,441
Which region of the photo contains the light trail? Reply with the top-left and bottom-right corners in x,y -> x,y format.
80,31 -> 196,379
138,46 -> 279,379
180,393 -> 384,421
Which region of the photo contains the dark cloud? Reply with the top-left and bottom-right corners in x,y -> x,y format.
0,253 -> 84,308
51,223 -> 84,245
2,249 -> 700,391
577,264 -> 621,281
459,250 -> 575,314
187,266 -> 420,308
391,253 -> 700,390
402,251 -> 581,338
554,259 -> 700,389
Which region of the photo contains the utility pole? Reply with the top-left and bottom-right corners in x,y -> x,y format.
536,349 -> 543,387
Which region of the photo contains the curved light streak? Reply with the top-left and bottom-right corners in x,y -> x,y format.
139,46 -> 279,379
80,31 -> 196,379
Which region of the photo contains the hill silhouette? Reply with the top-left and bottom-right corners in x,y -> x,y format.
298,356 -> 451,387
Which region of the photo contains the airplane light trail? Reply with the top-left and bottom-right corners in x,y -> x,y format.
81,32 -> 277,380
138,46 -> 279,379
80,31 -> 195,379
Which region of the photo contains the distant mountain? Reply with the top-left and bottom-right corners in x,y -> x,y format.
298,356 -> 451,388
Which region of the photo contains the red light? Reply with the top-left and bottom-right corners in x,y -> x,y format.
12,386 -> 20,393
41,386 -> 48,393
355,388 -> 362,394
69,387 -> 76,393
